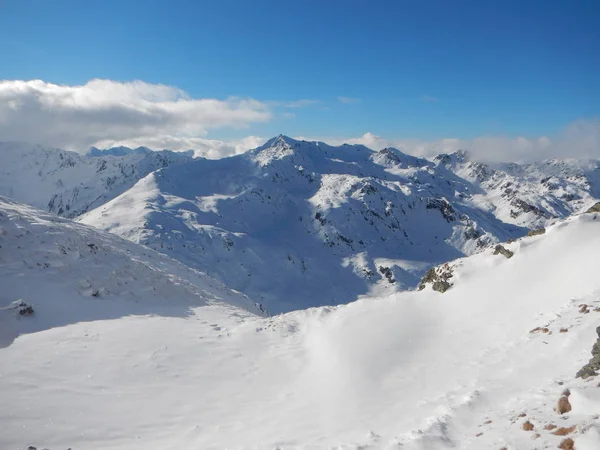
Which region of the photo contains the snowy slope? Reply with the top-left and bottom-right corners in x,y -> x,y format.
78,135 -> 600,313
0,142 -> 193,218
3,206 -> 600,449
0,196 -> 263,350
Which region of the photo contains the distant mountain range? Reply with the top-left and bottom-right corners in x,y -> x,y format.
2,136 -> 599,312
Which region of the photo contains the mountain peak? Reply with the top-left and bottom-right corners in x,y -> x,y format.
434,149 -> 470,165
261,134 -> 298,149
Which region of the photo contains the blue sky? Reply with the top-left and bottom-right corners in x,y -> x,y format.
0,0 -> 599,158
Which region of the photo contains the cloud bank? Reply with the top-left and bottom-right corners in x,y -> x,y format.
0,79 -> 271,151
0,79 -> 598,162
94,135 -> 267,160
301,119 -> 600,163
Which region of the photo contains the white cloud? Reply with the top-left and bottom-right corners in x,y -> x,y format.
122,119 -> 597,161
0,79 -> 271,151
0,79 -> 597,163
296,118 -> 600,163
337,97 -> 361,104
93,135 -> 266,159
278,99 -> 321,108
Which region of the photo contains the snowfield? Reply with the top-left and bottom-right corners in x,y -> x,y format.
2,197 -> 600,449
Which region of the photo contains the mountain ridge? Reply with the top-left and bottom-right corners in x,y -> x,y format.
2,136 -> 599,312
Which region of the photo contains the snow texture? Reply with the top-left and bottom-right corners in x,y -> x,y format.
2,196 -> 600,449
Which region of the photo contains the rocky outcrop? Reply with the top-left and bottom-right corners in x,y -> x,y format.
527,227 -> 546,237
378,266 -> 396,284
425,198 -> 456,222
8,299 -> 34,317
418,264 -> 454,293
510,199 -> 551,219
555,389 -> 572,414
586,202 -> 600,213
493,244 -> 514,259
576,325 -> 600,379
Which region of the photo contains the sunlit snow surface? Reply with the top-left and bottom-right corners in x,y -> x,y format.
2,197 -> 600,449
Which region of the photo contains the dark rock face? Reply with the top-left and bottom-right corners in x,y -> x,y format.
378,266 -> 396,284
510,199 -> 550,219
586,202 -> 600,213
576,326 -> 600,379
527,227 -> 546,237
493,244 -> 514,259
432,280 -> 452,293
11,299 -> 34,317
418,264 -> 454,293
464,226 -> 482,240
425,198 -> 456,222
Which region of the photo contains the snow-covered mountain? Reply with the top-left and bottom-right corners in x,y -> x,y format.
437,150 -> 600,228
79,135 -> 600,312
2,136 -> 599,312
3,198 -> 600,449
0,142 -> 194,218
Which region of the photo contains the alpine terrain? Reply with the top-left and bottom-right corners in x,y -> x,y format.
2,136 -> 600,449
2,192 -> 600,449
2,137 -> 600,312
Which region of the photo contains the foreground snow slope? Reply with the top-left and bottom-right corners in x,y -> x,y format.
3,203 -> 600,449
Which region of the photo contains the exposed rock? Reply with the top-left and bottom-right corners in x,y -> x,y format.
9,299 -> 34,317
527,227 -> 546,237
378,266 -> 396,284
556,390 -> 572,414
557,437 -> 575,450
432,280 -> 452,293
425,198 -> 456,222
464,226 -> 482,240
510,198 -> 550,219
418,264 -> 454,293
419,268 -> 437,287
493,244 -> 514,259
552,425 -> 576,436
576,326 -> 600,379
522,420 -> 534,431
586,202 -> 600,213
530,327 -> 550,334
